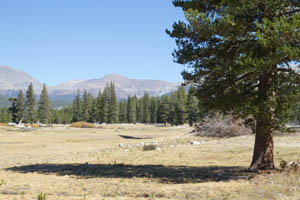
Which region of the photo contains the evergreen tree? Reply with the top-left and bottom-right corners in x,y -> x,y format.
0,107 -> 11,123
95,89 -> 102,123
38,84 -> 51,124
82,90 -> 90,122
126,95 -> 136,123
158,95 -> 170,125
16,90 -> 25,123
174,86 -> 187,126
150,97 -> 158,123
108,82 -> 118,124
141,93 -> 151,123
100,85 -> 109,123
187,85 -> 200,126
168,0 -> 300,169
8,98 -> 18,123
90,98 -> 98,123
168,91 -> 177,125
25,83 -> 36,123
135,96 -> 142,123
119,101 -> 127,123
72,90 -> 83,122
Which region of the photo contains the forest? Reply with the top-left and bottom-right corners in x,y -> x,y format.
0,82 -> 203,126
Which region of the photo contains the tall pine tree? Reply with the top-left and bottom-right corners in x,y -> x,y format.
25,83 -> 35,123
72,90 -> 83,122
16,90 -> 25,123
168,0 -> 300,169
38,84 -> 51,124
126,95 -> 136,123
174,86 -> 187,126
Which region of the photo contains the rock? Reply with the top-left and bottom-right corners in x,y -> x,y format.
8,122 -> 16,126
191,141 -> 202,145
137,142 -> 144,146
119,144 -> 124,148
15,123 -> 25,128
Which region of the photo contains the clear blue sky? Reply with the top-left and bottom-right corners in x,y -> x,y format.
0,1 -> 186,86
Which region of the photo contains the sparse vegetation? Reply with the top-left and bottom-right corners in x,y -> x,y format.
192,116 -> 251,138
143,144 -> 157,151
37,192 -> 46,200
0,124 -> 299,199
70,122 -> 96,128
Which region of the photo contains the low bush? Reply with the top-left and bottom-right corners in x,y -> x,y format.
192,116 -> 251,138
70,122 -> 96,128
143,144 -> 157,151
31,124 -> 41,128
37,192 -> 46,200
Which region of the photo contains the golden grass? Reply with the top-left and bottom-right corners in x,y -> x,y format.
0,123 -> 7,127
0,124 -> 299,199
70,122 -> 96,128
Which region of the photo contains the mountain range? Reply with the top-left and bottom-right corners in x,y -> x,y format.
0,66 -> 180,106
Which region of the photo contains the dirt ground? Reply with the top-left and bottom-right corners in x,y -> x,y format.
0,124 -> 299,200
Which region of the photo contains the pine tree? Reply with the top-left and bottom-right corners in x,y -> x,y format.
108,82 -> 118,124
158,95 -> 170,125
150,97 -> 158,123
168,91 -> 177,125
141,93 -> 151,123
100,84 -> 109,123
82,90 -> 90,122
168,0 -> 300,169
38,84 -> 51,124
0,107 -> 11,123
25,83 -> 36,123
95,89 -> 102,123
187,85 -> 199,127
135,96 -> 142,123
72,90 -> 83,122
126,95 -> 136,123
8,98 -> 18,123
16,90 -> 25,123
119,101 -> 127,123
174,86 -> 187,126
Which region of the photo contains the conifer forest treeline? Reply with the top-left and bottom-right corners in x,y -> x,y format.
0,82 -> 204,126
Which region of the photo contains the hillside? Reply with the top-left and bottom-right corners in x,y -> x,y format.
0,66 -> 180,106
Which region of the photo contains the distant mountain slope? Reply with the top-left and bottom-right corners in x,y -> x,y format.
51,73 -> 180,99
0,66 -> 43,96
0,66 -> 181,106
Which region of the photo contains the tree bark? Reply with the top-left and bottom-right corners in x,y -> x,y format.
249,119 -> 275,170
249,69 -> 276,170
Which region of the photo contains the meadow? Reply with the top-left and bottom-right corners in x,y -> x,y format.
0,124 -> 299,200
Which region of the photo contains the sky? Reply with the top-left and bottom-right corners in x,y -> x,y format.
0,1 -> 186,86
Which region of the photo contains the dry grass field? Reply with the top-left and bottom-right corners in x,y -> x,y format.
0,124 -> 299,200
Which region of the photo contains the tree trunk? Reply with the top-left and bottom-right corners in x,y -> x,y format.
249,119 -> 275,170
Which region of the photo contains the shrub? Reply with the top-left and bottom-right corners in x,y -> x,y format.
70,122 -> 96,128
143,144 -> 157,151
31,124 -> 41,128
192,116 -> 251,138
37,192 -> 46,200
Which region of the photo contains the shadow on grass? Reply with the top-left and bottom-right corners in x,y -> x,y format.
118,135 -> 151,140
6,163 -> 254,183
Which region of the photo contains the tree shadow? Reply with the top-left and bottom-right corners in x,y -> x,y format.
118,135 -> 150,140
6,163 -> 254,184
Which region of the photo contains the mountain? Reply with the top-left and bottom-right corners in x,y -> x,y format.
51,73 -> 180,99
0,66 -> 43,97
0,66 -> 180,106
